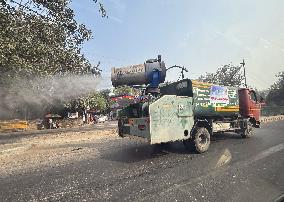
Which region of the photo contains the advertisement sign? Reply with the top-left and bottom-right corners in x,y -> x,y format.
210,86 -> 229,105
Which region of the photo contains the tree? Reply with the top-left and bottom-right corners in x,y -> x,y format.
266,71 -> 284,106
0,0 -> 106,83
64,92 -> 107,113
0,0 -> 107,119
198,64 -> 245,87
113,86 -> 134,96
100,89 -> 114,113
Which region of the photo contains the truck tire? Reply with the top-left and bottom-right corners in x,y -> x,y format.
183,127 -> 210,153
240,121 -> 254,138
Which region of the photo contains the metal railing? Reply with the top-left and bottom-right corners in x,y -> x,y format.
261,106 -> 284,116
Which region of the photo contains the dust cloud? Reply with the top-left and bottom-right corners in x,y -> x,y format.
0,74 -> 101,119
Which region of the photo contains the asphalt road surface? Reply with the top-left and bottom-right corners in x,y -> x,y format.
0,121 -> 283,202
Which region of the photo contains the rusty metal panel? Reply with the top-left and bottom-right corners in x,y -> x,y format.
111,60 -> 166,87
127,118 -> 150,140
111,64 -> 145,87
149,95 -> 194,144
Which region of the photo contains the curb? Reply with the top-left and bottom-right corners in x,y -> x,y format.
0,124 -> 117,144
260,115 -> 284,123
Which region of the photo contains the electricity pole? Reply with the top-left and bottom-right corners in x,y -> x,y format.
240,59 -> 247,88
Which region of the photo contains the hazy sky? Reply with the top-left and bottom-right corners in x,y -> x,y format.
71,0 -> 284,90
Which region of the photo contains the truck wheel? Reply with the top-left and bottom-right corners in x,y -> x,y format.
183,127 -> 210,153
240,122 -> 254,138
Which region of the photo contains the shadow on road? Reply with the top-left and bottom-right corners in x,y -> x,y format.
101,132 -> 245,164
101,141 -> 197,163
211,132 -> 243,141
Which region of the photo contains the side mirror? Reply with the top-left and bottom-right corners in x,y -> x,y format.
157,55 -> 161,62
259,96 -> 266,105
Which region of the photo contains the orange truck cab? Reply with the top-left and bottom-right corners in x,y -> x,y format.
239,88 -> 262,127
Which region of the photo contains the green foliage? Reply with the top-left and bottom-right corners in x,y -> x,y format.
113,86 -> 134,96
198,64 -> 245,87
85,92 -> 107,112
0,0 -> 106,84
254,89 -> 269,102
0,0 -> 108,118
64,91 -> 108,113
266,71 -> 284,106
63,88 -> 118,114
100,89 -> 114,112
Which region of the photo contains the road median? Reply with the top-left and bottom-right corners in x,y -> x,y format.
260,115 -> 284,123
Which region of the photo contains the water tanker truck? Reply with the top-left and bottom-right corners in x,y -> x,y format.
111,55 -> 262,153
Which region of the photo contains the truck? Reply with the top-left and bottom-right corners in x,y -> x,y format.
112,56 -> 262,153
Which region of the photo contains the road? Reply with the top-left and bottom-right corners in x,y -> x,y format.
0,121 -> 283,202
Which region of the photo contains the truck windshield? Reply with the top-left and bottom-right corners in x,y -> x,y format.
250,91 -> 257,102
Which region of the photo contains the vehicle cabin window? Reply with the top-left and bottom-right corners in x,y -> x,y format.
249,91 -> 257,102
132,109 -> 138,117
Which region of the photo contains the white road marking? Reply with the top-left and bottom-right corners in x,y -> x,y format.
139,143 -> 284,201
248,143 -> 284,163
216,148 -> 232,168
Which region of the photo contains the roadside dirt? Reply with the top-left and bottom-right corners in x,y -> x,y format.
0,129 -> 118,177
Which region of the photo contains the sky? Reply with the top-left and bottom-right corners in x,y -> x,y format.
70,0 -> 284,90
